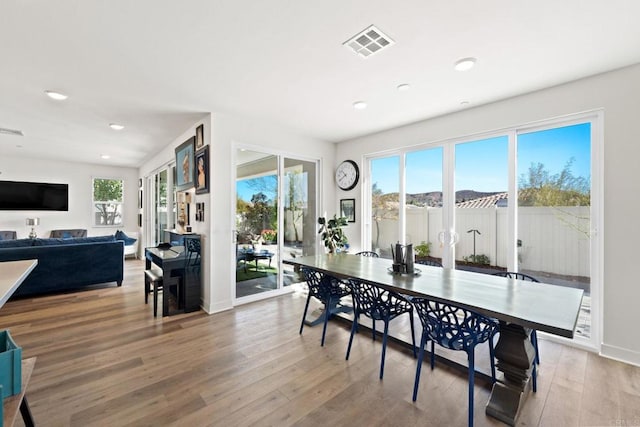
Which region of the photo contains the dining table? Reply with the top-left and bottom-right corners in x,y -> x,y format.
283,253 -> 584,426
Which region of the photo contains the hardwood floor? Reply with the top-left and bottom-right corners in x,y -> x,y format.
1,259 -> 639,426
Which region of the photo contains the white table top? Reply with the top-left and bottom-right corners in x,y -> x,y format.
0,259 -> 38,308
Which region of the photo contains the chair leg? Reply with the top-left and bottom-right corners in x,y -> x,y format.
371,319 -> 376,341
430,340 -> 436,370
144,276 -> 149,304
379,320 -> 390,379
346,310 -> 359,360
412,333 -> 428,401
531,330 -> 540,365
489,333 -> 497,383
409,310 -> 417,358
299,293 -> 312,335
153,282 -> 159,317
320,297 -> 331,347
532,361 -> 537,393
468,349 -> 476,427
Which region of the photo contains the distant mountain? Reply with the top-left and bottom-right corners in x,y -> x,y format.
406,190 -> 505,207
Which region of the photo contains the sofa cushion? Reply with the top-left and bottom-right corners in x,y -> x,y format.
115,230 -> 137,246
32,235 -> 116,246
0,238 -> 34,248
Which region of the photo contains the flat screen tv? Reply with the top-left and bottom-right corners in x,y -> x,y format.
0,180 -> 69,211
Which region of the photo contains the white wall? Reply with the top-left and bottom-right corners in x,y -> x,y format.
0,156 -> 138,238
139,113 -> 336,314
336,63 -> 640,365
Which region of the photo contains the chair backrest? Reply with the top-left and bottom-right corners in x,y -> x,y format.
347,279 -> 412,320
355,251 -> 379,257
415,258 -> 442,267
411,297 -> 497,351
50,229 -> 87,238
184,236 -> 201,266
300,267 -> 349,302
492,271 -> 539,282
0,231 -> 17,240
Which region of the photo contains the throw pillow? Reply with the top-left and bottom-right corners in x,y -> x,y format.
62,231 -> 73,239
115,230 -> 137,246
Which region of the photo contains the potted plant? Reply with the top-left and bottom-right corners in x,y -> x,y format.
318,215 -> 348,254
260,229 -> 277,244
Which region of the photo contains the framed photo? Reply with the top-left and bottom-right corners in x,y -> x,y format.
138,190 -> 143,209
138,178 -> 142,188
195,124 -> 205,150
195,146 -> 209,194
175,137 -> 195,191
340,198 -> 356,222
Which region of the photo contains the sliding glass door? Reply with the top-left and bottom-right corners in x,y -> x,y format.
365,113 -> 600,346
235,149 -> 318,301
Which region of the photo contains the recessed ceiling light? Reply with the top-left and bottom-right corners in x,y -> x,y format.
353,101 -> 367,110
397,84 -> 410,91
109,123 -> 124,130
100,154 -> 111,160
454,57 -> 477,71
45,90 -> 68,100
460,101 -> 470,106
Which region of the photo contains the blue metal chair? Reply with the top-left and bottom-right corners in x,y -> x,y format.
411,297 -> 498,427
355,251 -> 379,257
299,267 -> 352,346
415,258 -> 443,267
492,271 -> 540,366
346,279 -> 416,379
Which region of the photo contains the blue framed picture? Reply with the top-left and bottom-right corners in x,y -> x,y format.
175,137 -> 195,191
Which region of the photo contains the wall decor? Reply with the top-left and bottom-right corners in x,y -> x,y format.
195,124 -> 204,150
175,137 -> 195,191
138,213 -> 142,227
340,198 -> 356,222
195,146 -> 209,194
138,190 -> 143,209
138,178 -> 142,188
195,202 -> 205,222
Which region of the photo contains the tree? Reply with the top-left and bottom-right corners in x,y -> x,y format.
518,158 -> 590,207
93,178 -> 123,225
285,169 -> 306,242
518,159 -> 590,236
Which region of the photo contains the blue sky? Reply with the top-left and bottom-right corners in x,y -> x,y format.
373,122 -> 591,194
237,122 -> 591,199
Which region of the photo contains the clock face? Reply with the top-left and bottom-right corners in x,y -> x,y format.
336,160 -> 359,191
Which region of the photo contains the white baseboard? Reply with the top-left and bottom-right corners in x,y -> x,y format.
203,299 -> 233,314
601,344 -> 640,367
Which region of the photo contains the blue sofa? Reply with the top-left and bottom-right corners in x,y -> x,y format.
0,235 -> 124,297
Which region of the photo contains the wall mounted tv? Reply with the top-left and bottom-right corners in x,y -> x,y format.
0,180 -> 69,211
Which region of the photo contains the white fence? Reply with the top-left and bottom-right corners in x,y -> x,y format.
377,206 -> 590,277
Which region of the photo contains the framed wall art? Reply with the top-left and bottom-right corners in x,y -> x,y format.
175,137 -> 195,191
195,146 -> 209,194
195,124 -> 205,150
340,198 -> 355,222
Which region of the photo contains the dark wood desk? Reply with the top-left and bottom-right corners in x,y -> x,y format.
284,254 -> 584,426
145,246 -> 201,316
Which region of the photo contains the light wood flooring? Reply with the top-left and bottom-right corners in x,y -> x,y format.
1,259 -> 639,426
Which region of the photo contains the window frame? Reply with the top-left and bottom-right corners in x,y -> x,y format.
92,176 -> 125,227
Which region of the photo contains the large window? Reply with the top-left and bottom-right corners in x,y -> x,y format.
92,178 -> 123,226
365,112 -> 601,347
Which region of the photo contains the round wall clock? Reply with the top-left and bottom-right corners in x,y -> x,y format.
335,160 -> 359,191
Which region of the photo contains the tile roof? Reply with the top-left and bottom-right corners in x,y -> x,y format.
456,192 -> 508,208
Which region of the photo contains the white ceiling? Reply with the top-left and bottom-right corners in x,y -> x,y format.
1,1 -> 639,168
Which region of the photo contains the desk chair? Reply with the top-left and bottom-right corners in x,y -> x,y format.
411,297 -> 498,427
346,278 -> 416,379
299,267 -> 351,346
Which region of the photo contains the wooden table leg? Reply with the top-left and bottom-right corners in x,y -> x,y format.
485,321 -> 536,426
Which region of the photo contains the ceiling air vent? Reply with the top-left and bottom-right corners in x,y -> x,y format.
0,127 -> 24,136
343,25 -> 395,58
